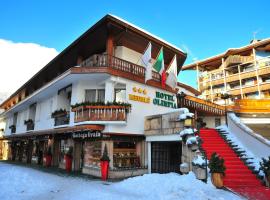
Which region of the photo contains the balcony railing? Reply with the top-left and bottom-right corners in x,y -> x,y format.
73,105 -> 128,123
80,54 -> 147,77
178,94 -> 225,116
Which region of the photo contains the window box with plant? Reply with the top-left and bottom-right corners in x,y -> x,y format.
24,119 -> 34,131
260,156 -> 270,187
51,109 -> 70,126
209,152 -> 226,188
9,125 -> 16,133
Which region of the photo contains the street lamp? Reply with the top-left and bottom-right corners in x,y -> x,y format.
219,92 -> 231,125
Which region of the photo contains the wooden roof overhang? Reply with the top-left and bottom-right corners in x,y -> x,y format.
2,124 -> 105,141
182,38 -> 270,71
177,94 -> 225,116
1,14 -> 186,111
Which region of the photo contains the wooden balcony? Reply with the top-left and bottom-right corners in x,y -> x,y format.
226,74 -> 239,83
224,55 -> 253,68
228,88 -> 241,96
240,70 -> 256,79
80,54 -> 163,82
178,95 -> 225,116
258,66 -> 270,76
233,99 -> 270,113
260,82 -> 270,91
242,85 -> 258,94
72,105 -> 128,123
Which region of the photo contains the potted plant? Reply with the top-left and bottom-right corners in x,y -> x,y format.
51,108 -> 67,118
64,147 -> 73,173
209,152 -> 226,188
24,119 -> 33,125
260,156 -> 270,187
100,144 -> 110,181
44,147 -> 52,167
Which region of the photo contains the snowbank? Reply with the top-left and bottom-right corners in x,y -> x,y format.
0,163 -> 243,200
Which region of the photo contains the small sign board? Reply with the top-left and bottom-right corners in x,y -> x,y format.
72,130 -> 102,139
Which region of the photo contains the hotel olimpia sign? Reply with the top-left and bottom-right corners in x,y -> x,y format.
153,91 -> 177,108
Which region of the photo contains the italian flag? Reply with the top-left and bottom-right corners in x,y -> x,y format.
153,47 -> 166,87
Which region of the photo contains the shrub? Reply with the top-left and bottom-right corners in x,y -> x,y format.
209,152 -> 226,176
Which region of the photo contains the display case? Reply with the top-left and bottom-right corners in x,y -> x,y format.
113,141 -> 140,169
84,141 -> 102,168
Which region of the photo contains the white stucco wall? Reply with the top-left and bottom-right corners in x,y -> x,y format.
200,116 -> 226,128
115,46 -> 143,66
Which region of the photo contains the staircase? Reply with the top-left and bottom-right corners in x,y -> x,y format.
200,128 -> 270,200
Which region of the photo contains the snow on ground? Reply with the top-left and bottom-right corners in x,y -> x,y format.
0,162 -> 244,200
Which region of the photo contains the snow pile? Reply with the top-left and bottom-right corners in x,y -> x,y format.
115,172 -> 242,200
179,128 -> 197,137
192,155 -> 207,167
186,136 -> 199,145
178,107 -> 194,120
0,163 -> 243,200
217,125 -> 262,174
179,112 -> 194,120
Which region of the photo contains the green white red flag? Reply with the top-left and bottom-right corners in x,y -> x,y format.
153,47 -> 166,87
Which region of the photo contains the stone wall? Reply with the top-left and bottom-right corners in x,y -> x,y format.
144,110 -> 184,136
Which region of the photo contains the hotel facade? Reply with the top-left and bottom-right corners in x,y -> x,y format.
0,15 -> 201,177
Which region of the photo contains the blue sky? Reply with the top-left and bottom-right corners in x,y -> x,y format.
1,0 -> 269,89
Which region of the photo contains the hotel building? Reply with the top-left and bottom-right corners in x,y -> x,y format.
0,15 -> 195,177
182,39 -> 270,138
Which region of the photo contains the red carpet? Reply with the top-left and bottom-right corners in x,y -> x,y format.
200,128 -> 270,200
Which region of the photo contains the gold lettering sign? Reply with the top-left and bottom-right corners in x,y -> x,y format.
129,87 -> 150,103
129,94 -> 150,103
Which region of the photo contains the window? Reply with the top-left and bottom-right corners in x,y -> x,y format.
114,89 -> 126,102
97,89 -> 105,102
84,141 -> 102,168
113,141 -> 140,169
85,89 -> 105,102
60,139 -> 73,163
13,112 -> 18,126
29,103 -> 37,120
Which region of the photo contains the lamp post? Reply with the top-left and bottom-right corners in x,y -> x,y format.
219,92 -> 230,126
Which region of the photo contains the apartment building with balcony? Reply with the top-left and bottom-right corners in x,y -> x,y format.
0,15 -> 188,178
182,39 -> 270,107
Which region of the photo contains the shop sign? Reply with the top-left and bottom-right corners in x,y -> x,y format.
153,91 -> 177,108
129,87 -> 150,103
72,131 -> 102,139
